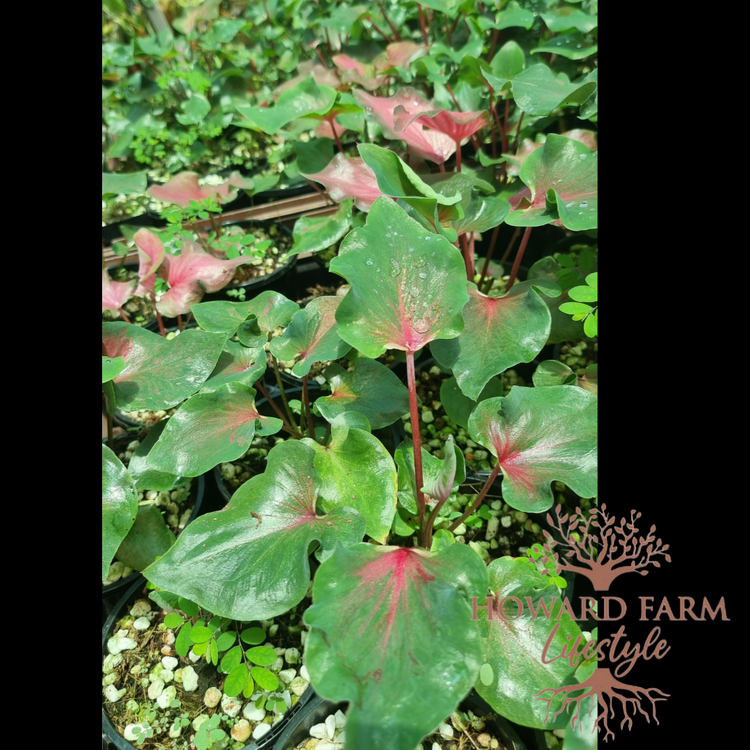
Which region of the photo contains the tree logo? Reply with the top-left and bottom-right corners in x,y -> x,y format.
530,504 -> 672,741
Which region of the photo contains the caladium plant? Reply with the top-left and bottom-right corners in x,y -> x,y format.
102,194 -> 598,750
103,2 -> 598,748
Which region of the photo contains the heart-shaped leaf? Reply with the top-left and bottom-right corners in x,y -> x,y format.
506,135 -> 597,231
304,544 -> 488,750
474,557 -> 583,728
146,382 -> 283,477
235,78 -> 337,134
315,358 -> 411,429
102,171 -> 147,197
143,441 -> 367,620
102,323 -> 226,411
102,444 -> 138,579
431,283 -> 551,400
133,229 -> 166,295
541,8 -> 598,33
357,144 -> 463,240
395,437 -> 466,515
329,197 -> 469,357
482,41 -> 525,91
302,417 -> 397,543
102,270 -> 135,315
157,239 -> 254,317
354,88 -> 456,164
288,200 -> 353,258
201,341 -> 267,391
115,504 -> 176,572
532,32 -> 598,60
510,66 -> 597,116
269,296 -> 350,377
302,156 -> 383,212
128,421 -> 187,492
532,361 -> 578,388
469,387 -> 598,511
440,376 -> 505,430
102,356 -> 125,383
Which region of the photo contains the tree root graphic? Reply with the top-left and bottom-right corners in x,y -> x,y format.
533,668 -> 669,742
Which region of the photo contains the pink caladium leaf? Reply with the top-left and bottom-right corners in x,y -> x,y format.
102,269 -> 136,314
315,118 -> 348,139
133,229 -> 165,295
156,239 -> 252,317
333,54 -> 386,91
302,154 -> 383,211
395,108 -> 490,145
275,61 -> 341,97
147,172 -> 242,208
375,41 -> 427,72
504,130 -> 598,177
354,88 -> 456,164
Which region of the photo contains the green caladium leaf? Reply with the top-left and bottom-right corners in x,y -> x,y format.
506,135 -> 597,231
235,78 -> 337,134
469,387 -> 597,511
294,138 -> 335,175
268,296 -> 350,377
474,557 -> 583,728
238,291 -> 300,346
115,504 -> 176,572
532,32 -> 598,60
430,17 -> 484,63
440,376 -> 505,430
579,69 -> 598,120
288,200 -> 353,258
146,383 -> 283,477
102,323 -> 226,411
102,171 -> 148,197
128,421 -> 187,492
102,445 -> 138,580
450,193 -> 511,235
482,41 -> 525,91
176,94 -> 211,126
541,9 -> 599,33
192,301 -> 256,337
329,197 -> 469,357
510,66 -> 597,116
417,0 -> 462,16
431,283 -> 551,400
395,438 -> 466,515
490,1 -> 535,30
533,361 -> 578,388
302,417 -> 397,543
143,441 -> 366,620
511,257 -> 586,343
305,543 -> 488,750
201,341 -> 267,391
102,356 -> 125,383
315,358 -> 410,429
357,144 -> 463,242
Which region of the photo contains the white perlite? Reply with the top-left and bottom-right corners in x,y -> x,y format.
130,599 -> 151,617
161,656 -> 178,670
243,704 -> 266,722
133,617 -> 151,631
334,710 -> 347,729
104,684 -> 126,702
156,685 -> 177,709
325,714 -> 337,739
204,687 -> 222,707
148,678 -> 165,700
124,723 -> 149,741
437,722 -> 454,737
102,653 -> 123,673
221,693 -> 242,717
252,723 -> 272,740
181,666 -> 199,692
107,636 -> 138,655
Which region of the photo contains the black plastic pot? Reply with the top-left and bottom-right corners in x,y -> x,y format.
101,433 -> 206,602
272,691 -> 530,750
200,219 -> 297,302
102,578 -> 315,750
